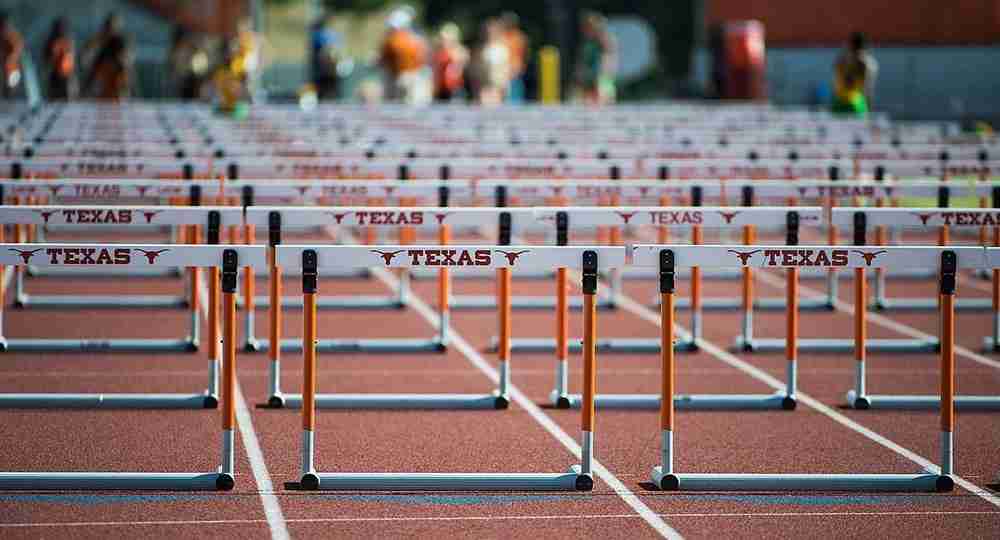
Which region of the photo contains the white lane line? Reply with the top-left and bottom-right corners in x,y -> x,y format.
606,278 -> 1000,509
360,263 -> 683,540
755,271 -> 1000,371
197,284 -> 290,540
3,510 -> 998,528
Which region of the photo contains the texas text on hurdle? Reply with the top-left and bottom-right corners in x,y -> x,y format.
639,244 -> 978,492
0,244 -> 264,489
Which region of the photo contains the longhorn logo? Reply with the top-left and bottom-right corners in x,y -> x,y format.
34,210 -> 57,224
551,186 -> 565,196
910,212 -> 936,226
136,186 -> 151,198
296,186 -> 310,196
433,212 -> 450,225
371,249 -> 406,265
718,211 -> 741,224
8,248 -> 44,263
134,248 -> 171,264
638,186 -> 651,198
851,250 -> 888,266
616,211 -> 637,225
47,185 -> 64,196
327,211 -> 352,224
727,249 -> 763,265
142,210 -> 163,224
495,249 -> 530,265
382,186 -> 396,197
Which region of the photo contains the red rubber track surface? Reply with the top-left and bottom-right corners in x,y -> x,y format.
0,225 -> 998,539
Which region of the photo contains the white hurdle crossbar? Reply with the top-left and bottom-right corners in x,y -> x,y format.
646,244 -> 970,492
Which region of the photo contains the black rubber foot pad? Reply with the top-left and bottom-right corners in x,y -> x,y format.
301,473 -> 320,490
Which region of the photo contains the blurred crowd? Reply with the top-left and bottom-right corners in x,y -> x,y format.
323,7 -> 618,106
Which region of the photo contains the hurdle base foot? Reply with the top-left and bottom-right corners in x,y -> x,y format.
494,393 -> 510,410
203,395 -> 218,409
216,473 -> 235,491
267,394 -> 286,408
651,467 -> 680,491
243,339 -> 262,353
981,337 -> 1000,353
551,392 -> 572,409
847,390 -> 872,410
845,391 -> 1000,410
937,475 -> 954,492
569,466 -> 594,491
301,472 -> 320,490
781,396 -> 797,410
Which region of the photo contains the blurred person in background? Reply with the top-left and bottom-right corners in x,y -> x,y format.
44,18 -> 76,100
574,12 -> 616,105
212,37 -> 250,118
473,18 -> 510,105
0,12 -> 23,99
169,26 -> 209,100
83,13 -> 124,78
85,34 -> 131,100
310,14 -> 342,100
233,17 -> 265,101
379,6 -> 431,105
832,32 -> 878,117
501,12 -> 527,104
431,22 -> 468,102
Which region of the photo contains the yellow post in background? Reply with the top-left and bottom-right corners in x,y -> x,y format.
539,46 -> 560,104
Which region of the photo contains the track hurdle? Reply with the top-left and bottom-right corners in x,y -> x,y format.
246,206 -> 534,360
0,206 -> 242,353
0,245 -> 262,490
287,245 -> 620,489
843,241 -> 1000,410
736,208 -> 948,354
646,244 -> 966,492
502,206 -> 824,359
3,203 -> 224,311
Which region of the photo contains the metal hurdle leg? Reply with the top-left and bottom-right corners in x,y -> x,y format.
653,249 -> 952,493
298,250 -> 598,491
0,251 -> 240,489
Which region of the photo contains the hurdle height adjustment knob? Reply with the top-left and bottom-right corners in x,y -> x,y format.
556,212 -> 568,247
268,211 -> 281,246
581,251 -> 598,295
940,250 -> 957,296
853,212 -> 867,246
498,212 -> 512,246
207,211 -> 221,245
659,249 -> 675,294
221,249 -> 239,294
786,211 -> 800,246
302,249 -> 318,294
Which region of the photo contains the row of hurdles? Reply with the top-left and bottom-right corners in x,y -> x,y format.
0,237 -> 978,493
3,199 -> 999,409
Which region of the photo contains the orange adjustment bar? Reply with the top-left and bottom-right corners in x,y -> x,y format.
301,250 -> 319,432
657,195 -> 671,244
690,225 -> 702,315
742,225 -> 755,312
581,292 -> 597,433
660,289 -> 675,432
498,267 -> 512,363
221,253 -> 239,435
855,267 -> 866,368
438,224 -> 450,315
243,222 -> 255,328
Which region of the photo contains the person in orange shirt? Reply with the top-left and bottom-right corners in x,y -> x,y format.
501,12 -> 527,103
379,7 -> 431,105
44,18 -> 77,100
0,12 -> 23,99
431,22 -> 468,102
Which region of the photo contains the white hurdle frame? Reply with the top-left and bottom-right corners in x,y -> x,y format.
0,245 -> 261,490
645,244 -> 971,492
288,245 -> 622,491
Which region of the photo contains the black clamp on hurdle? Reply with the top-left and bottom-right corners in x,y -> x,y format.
854,211 -> 867,247
556,211 -> 569,247
222,249 -> 239,295
940,250 -> 957,297
207,211 -> 221,246
659,249 -> 675,295
189,185 -> 202,207
302,249 -> 318,295
499,212 -> 512,247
